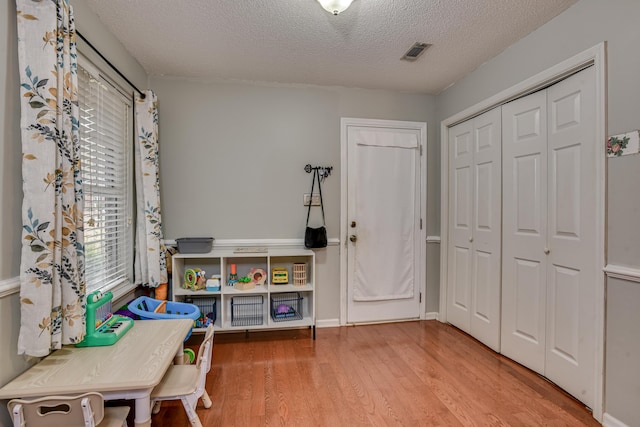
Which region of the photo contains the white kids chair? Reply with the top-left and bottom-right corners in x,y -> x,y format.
8,392 -> 129,427
150,323 -> 214,427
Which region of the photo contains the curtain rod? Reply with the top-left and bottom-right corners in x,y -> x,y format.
76,30 -> 145,98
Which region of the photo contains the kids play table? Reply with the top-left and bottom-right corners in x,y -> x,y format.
0,318 -> 192,427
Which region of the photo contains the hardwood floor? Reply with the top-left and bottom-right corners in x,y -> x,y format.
150,321 -> 600,426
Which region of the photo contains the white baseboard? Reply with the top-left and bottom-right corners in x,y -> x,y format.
316,318 -> 340,328
424,311 -> 439,320
603,412 -> 629,427
0,276 -> 20,298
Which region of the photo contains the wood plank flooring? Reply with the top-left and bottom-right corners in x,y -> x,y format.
150,321 -> 600,426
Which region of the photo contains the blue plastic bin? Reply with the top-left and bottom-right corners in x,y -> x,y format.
128,296 -> 200,340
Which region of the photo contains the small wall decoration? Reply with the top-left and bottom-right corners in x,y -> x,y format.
607,130 -> 640,157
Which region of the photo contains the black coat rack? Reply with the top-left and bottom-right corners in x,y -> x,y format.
304,164 -> 333,181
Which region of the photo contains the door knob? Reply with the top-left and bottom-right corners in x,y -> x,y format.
544,247 -> 550,254
349,235 -> 357,243
469,237 -> 473,243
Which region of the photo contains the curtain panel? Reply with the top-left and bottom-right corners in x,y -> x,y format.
352,131 -> 417,301
134,91 -> 167,289
16,0 -> 85,357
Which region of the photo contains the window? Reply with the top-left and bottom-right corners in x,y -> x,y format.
77,57 -> 134,294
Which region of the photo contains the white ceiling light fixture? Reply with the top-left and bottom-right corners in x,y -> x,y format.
317,0 -> 354,15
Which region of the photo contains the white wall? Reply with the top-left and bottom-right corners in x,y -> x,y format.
150,76 -> 438,320
1,0 -> 23,281
436,0 -> 640,424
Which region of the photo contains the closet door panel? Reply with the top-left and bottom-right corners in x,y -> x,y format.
513,258 -> 543,343
545,66 -> 596,408
470,107 -> 501,351
447,121 -> 474,332
549,265 -> 580,360
501,91 -> 547,374
515,155 -> 543,234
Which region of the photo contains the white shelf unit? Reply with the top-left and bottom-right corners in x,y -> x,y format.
171,248 -> 315,338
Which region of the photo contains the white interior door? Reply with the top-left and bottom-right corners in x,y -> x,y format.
501,90 -> 548,374
447,119 -> 474,332
544,66 -> 596,407
501,67 -> 596,408
469,108 -> 502,351
346,123 -> 423,323
447,107 -> 501,351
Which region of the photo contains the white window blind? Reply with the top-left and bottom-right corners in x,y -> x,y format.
77,61 -> 134,294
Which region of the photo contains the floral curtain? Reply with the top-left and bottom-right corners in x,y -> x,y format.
16,0 -> 85,357
134,91 -> 167,289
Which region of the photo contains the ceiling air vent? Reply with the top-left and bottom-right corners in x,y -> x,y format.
402,42 -> 431,61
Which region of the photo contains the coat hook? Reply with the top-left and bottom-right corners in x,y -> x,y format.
304,165 -> 333,178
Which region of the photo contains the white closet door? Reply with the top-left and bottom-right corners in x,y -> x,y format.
469,107 -> 502,351
501,66 -> 597,408
501,90 -> 548,374
447,107 -> 501,351
447,120 -> 474,332
544,66 -> 596,407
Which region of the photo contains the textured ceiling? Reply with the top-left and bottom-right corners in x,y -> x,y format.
83,0 -> 577,94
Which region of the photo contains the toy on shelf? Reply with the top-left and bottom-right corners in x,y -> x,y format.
183,268 -> 207,291
293,263 -> 306,286
272,267 -> 289,284
194,311 -> 216,328
206,275 -> 221,292
234,276 -> 255,291
249,268 -> 267,285
228,263 -> 238,286
277,304 -> 294,316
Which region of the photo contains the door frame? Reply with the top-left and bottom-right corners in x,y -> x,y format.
439,43 -> 607,421
340,118 -> 428,326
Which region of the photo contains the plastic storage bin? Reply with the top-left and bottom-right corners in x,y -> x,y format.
176,237 -> 214,253
128,296 -> 201,339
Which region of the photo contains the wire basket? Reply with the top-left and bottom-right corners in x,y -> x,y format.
190,297 -> 217,327
270,292 -> 303,322
231,295 -> 264,327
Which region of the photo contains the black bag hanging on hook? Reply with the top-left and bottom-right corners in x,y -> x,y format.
304,169 -> 328,249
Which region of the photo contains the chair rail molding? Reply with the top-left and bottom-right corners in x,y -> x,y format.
165,238 -> 340,248
0,277 -> 20,298
603,264 -> 640,283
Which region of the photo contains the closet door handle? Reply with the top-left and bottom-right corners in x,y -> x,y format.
469,237 -> 474,243
544,247 -> 550,254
